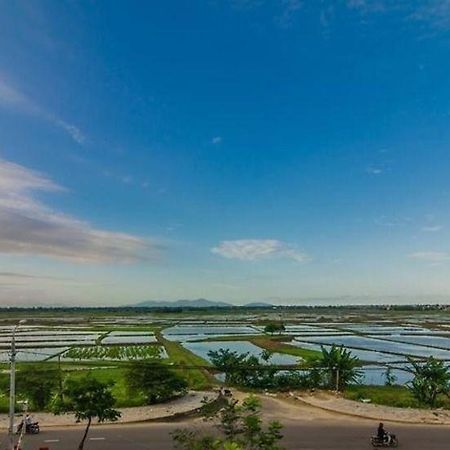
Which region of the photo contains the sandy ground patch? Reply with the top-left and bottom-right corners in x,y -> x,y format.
0,390 -> 216,429
283,390 -> 450,425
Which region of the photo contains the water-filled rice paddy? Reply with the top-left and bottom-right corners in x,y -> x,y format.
162,325 -> 260,342
182,340 -> 300,365
293,335 -> 450,359
360,365 -> 413,385
0,347 -> 68,362
383,334 -> 450,349
290,341 -> 405,363
101,335 -> 157,344
164,325 -> 259,336
3,312 -> 450,387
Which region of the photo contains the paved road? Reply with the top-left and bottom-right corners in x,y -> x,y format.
11,420 -> 450,450
5,396 -> 450,449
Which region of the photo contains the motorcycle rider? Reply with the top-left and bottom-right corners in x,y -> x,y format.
377,422 -> 388,443
24,414 -> 33,431
17,414 -> 33,434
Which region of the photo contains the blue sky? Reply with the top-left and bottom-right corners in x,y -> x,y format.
1,0 -> 450,306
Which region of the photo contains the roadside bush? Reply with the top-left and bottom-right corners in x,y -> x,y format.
125,361 -> 188,404
172,395 -> 284,450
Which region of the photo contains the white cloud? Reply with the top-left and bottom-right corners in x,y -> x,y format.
346,0 -> 450,31
0,158 -> 156,263
375,215 -> 411,227
366,166 -> 383,175
0,76 -> 85,144
421,225 -> 443,232
408,251 -> 450,262
211,136 -> 222,145
211,239 -> 309,262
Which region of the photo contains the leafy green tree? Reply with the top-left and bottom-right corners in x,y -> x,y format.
263,323 -> 286,335
408,357 -> 450,407
208,349 -> 278,388
54,375 -> 120,450
125,361 -> 188,404
317,345 -> 361,390
208,349 -> 253,385
172,395 -> 284,450
16,365 -> 60,410
209,348 -> 316,390
0,365 -> 61,411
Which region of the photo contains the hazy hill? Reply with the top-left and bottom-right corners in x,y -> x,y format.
133,298 -> 232,308
244,302 -> 275,308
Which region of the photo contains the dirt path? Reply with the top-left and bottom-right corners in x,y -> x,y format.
238,391 -> 450,425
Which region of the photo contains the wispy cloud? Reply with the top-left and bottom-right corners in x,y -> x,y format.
211,136 -> 222,145
375,215 -> 411,227
0,76 -> 85,144
211,239 -> 309,262
366,165 -> 384,175
0,272 -> 70,281
346,0 -> 450,31
275,0 -> 303,28
408,251 -> 450,262
410,1 -> 450,30
0,158 -> 158,263
421,225 -> 443,232
230,0 -> 303,28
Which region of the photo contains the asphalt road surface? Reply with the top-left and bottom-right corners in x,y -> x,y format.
5,396 -> 450,449
9,420 -> 450,450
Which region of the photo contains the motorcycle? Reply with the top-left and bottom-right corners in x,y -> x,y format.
17,421 -> 40,435
371,433 -> 398,448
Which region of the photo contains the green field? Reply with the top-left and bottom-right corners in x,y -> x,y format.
156,331 -> 215,389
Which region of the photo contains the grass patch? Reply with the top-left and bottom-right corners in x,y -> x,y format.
248,336 -> 321,363
343,385 -> 450,409
156,332 -> 215,390
65,367 -> 146,408
346,385 -> 450,409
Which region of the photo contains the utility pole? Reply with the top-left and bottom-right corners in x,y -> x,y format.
9,320 -> 26,450
16,400 -> 28,450
9,325 -> 17,450
58,353 -> 63,400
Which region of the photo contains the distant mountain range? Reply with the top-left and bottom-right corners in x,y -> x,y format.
132,298 -> 275,309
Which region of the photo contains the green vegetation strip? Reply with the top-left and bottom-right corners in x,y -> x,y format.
248,336 -> 321,363
63,345 -> 163,361
156,331 -> 215,390
344,385 -> 420,409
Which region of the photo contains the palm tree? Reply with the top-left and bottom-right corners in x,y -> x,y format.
317,344 -> 361,391
408,357 -> 450,407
